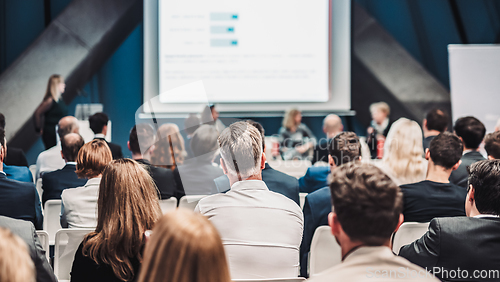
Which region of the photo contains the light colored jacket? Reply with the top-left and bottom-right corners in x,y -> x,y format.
60,177 -> 100,228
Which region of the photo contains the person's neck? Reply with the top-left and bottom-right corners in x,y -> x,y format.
340,239 -> 391,260
426,162 -> 452,183
0,162 -> 3,172
228,173 -> 262,187
464,147 -> 479,153
424,129 -> 441,138
131,152 -> 143,160
326,131 -> 341,139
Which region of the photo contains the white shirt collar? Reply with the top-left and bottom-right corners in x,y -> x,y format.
230,180 -> 269,191
95,133 -> 106,139
0,171 -> 6,176
463,149 -> 474,156
473,214 -> 500,219
66,162 -> 77,165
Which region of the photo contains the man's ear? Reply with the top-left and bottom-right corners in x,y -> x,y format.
60,150 -> 64,160
393,214 -> 404,233
261,152 -> 266,170
328,155 -> 336,169
329,212 -> 342,237
423,119 -> 428,130
451,159 -> 462,171
220,158 -> 228,174
127,141 -> 131,152
425,148 -> 430,160
468,186 -> 475,202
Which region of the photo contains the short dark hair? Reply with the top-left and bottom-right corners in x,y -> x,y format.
0,113 -> 5,129
246,120 -> 265,151
0,127 -> 4,147
88,112 -> 109,134
429,132 -> 463,169
61,134 -> 85,162
453,116 -> 486,149
328,132 -> 361,166
330,162 -> 402,245
425,108 -> 449,132
129,124 -> 156,155
484,132 -> 500,159
468,160 -> 500,215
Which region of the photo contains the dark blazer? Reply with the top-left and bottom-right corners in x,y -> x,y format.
311,138 -> 331,165
174,155 -> 225,196
399,217 -> 500,281
4,164 -> 33,183
214,163 -> 300,205
42,164 -> 87,206
0,172 -> 43,229
135,159 -> 183,200
298,166 -> 330,193
0,216 -> 57,282
94,137 -> 123,160
300,186 -> 331,277
400,180 -> 467,223
422,135 -> 436,153
5,147 -> 28,167
449,151 -> 485,188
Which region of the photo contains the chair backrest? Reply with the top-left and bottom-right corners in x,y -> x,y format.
54,228 -> 93,281
299,193 -> 307,209
392,222 -> 430,254
309,226 -> 341,276
36,230 -> 50,261
178,195 -> 206,211
43,200 -> 62,245
159,197 -> 178,213
233,278 -> 306,282
267,160 -> 311,178
36,179 -> 43,203
29,164 -> 37,183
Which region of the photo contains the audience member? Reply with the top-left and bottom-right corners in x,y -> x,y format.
0,113 -> 28,167
60,139 -> 112,228
308,162 -> 438,282
0,216 -> 56,282
422,108 -> 449,152
400,160 -> 500,281
298,165 -> 330,193
0,227 -> 35,282
377,118 -> 427,185
128,124 -> 184,200
0,128 -> 43,229
202,104 -> 226,133
279,108 -> 316,160
36,115 -> 79,178
41,133 -> 86,205
89,112 -> 123,159
184,113 -> 201,158
449,116 -> 486,188
214,120 -> 299,204
137,209 -> 231,282
175,124 -> 224,195
495,118 -> 500,132
195,122 -> 303,279
367,101 -> 392,159
151,123 -> 186,170
300,131 -> 361,277
484,131 -> 500,160
3,163 -> 33,182
400,132 -> 466,222
312,114 -> 343,164
34,74 -> 68,149
70,159 -> 162,282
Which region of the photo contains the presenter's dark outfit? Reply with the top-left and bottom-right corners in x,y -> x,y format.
34,97 -> 68,149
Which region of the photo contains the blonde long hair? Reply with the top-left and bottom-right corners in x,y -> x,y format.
137,209 -> 231,282
0,227 -> 35,282
282,108 -> 301,130
82,159 -> 162,282
151,123 -> 186,169
43,74 -> 64,101
382,118 -> 426,184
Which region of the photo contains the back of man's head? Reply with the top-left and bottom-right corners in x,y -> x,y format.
0,127 -> 5,152
184,114 -> 201,136
453,116 -> 486,149
323,114 -> 342,135
246,120 -> 265,151
129,124 -> 156,156
425,108 -> 449,132
428,132 -> 463,169
484,132 -> 500,159
0,113 -> 5,129
191,125 -> 219,158
330,162 -> 402,245
468,160 -> 500,215
328,132 -> 361,166
218,121 -> 262,179
57,116 -> 79,140
61,133 -> 84,162
88,112 -> 109,135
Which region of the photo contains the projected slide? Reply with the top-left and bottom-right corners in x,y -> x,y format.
159,0 -> 329,103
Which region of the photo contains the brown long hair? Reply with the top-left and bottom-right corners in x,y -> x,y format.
150,123 -> 185,169
137,209 -> 231,282
282,108 -> 301,130
82,159 -> 162,281
43,74 -> 64,101
75,139 -> 113,179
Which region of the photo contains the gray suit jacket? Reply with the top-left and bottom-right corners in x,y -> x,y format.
0,216 -> 57,282
449,151 -> 485,188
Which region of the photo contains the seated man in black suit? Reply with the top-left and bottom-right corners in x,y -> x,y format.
400,159 -> 500,281
0,128 -> 43,229
449,116 -> 486,188
0,215 -> 57,282
0,113 -> 28,167
214,120 -> 299,205
484,131 -> 500,160
89,112 -> 123,159
300,131 -> 361,277
128,124 -> 183,200
311,114 -> 343,165
422,108 -> 449,152
41,133 -> 87,205
401,132 -> 467,222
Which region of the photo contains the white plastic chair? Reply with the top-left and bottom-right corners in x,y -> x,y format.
392,222 -> 430,255
159,197 -> 178,213
178,195 -> 206,211
233,278 -> 306,282
267,160 -> 311,178
29,164 -> 37,183
36,179 -> 43,204
43,200 -> 62,245
309,226 -> 341,277
36,230 -> 50,261
54,228 -> 93,281
299,193 -> 307,209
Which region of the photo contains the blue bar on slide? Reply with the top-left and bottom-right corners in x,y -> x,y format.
210,13 -> 238,21
211,39 -> 238,47
210,26 -> 235,34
